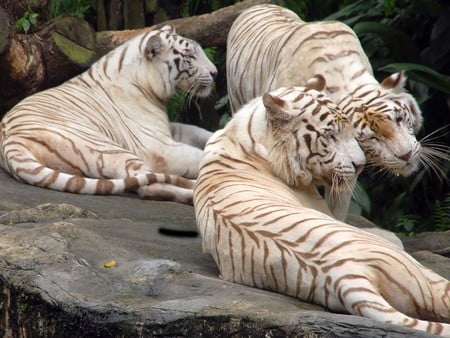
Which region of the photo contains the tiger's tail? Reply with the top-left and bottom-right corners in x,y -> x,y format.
339,278 -> 450,336
8,161 -> 194,204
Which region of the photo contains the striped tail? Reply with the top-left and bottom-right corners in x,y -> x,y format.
338,278 -> 450,336
9,162 -> 194,204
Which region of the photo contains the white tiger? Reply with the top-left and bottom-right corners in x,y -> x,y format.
194,86 -> 450,336
0,25 -> 217,204
226,4 -> 442,221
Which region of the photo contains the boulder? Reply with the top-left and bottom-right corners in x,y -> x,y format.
0,169 -> 446,337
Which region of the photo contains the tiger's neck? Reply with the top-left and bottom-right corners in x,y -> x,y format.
75,35 -> 172,110
217,102 -> 332,215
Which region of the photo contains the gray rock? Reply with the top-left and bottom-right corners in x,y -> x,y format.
0,169 -> 444,337
0,202 -> 98,224
402,231 -> 450,257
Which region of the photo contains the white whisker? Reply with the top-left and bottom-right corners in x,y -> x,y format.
418,146 -> 449,182
419,124 -> 449,143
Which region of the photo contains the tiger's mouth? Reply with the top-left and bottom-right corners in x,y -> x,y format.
369,148 -> 421,177
195,83 -> 214,97
187,77 -> 214,98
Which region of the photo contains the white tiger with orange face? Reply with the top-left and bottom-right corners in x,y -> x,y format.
194,86 -> 450,336
226,4 -> 446,220
0,25 -> 217,203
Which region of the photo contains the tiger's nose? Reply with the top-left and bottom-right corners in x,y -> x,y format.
352,162 -> 364,174
210,69 -> 217,79
398,150 -> 412,161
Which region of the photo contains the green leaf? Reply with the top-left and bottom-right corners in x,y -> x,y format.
29,13 -> 39,25
22,20 -> 30,33
214,94 -> 228,110
352,181 -> 371,215
324,1 -> 367,21
379,63 -> 450,94
15,18 -> 26,31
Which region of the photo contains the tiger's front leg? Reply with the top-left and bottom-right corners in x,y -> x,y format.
170,122 -> 213,149
161,142 -> 205,179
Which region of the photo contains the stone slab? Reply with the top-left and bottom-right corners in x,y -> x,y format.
0,169 -> 444,337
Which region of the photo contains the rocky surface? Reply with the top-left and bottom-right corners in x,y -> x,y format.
0,168 -> 448,337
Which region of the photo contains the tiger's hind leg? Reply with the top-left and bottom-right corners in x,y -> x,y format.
333,277 -> 450,336
3,133 -> 196,202
170,122 -> 213,149
61,144 -> 197,202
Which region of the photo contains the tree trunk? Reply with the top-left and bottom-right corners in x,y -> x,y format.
0,9 -> 95,115
95,0 -> 280,55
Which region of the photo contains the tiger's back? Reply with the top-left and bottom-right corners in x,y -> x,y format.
0,25 -> 217,203
194,86 -> 450,336
226,5 -> 372,113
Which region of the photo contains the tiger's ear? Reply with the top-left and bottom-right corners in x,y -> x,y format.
305,74 -> 326,92
381,71 -> 407,93
145,35 -> 165,60
263,92 -> 291,123
159,24 -> 175,35
407,96 -> 423,133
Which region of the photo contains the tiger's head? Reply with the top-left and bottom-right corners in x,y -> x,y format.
141,25 -> 217,99
349,72 -> 424,176
264,77 -> 366,194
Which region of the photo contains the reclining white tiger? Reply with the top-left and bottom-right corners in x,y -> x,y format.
226,4 -> 446,220
194,85 -> 450,336
0,24 -> 217,204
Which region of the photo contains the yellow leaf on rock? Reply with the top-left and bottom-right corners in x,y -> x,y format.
103,260 -> 117,268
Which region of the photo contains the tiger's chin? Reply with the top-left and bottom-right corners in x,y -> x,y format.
319,173 -> 356,195
370,154 -> 420,177
387,162 -> 420,177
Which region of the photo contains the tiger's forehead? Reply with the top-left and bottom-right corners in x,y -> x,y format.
356,87 -> 410,118
171,35 -> 198,49
274,87 -> 345,121
364,100 -> 408,121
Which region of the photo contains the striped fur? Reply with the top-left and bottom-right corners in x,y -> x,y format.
226,4 -> 429,220
194,87 -> 450,336
0,25 -> 217,204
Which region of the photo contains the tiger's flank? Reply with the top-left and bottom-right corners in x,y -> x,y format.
0,25 -> 217,204
194,86 -> 450,336
226,4 -> 448,221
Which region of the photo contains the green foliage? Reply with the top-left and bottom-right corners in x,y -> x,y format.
433,193 -> 450,231
350,182 -> 371,216
280,0 -> 308,18
15,0 -> 39,33
379,63 -> 450,95
395,214 -> 421,236
49,0 -> 94,18
166,91 -> 202,122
